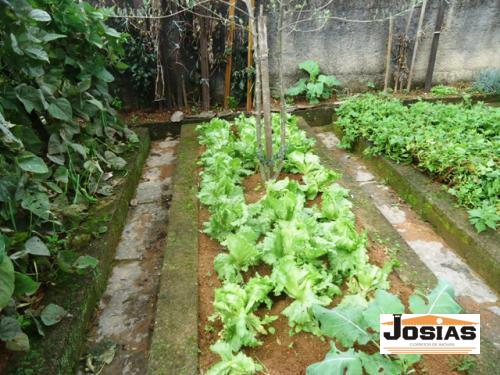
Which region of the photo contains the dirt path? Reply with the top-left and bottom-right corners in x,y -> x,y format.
79,135 -> 179,374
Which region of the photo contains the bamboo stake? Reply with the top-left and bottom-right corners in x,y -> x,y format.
407,0 -> 427,91
223,0 -> 236,109
384,16 -> 394,92
245,0 -> 255,112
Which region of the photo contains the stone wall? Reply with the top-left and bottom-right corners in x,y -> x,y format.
268,0 -> 500,91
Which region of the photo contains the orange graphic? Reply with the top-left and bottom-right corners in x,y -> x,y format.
382,315 -> 478,326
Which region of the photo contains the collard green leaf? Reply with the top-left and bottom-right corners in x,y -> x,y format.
40,303 -> 67,326
299,60 -> 320,80
306,345 -> 362,375
362,289 -> 404,331
409,280 -> 462,314
312,295 -> 371,347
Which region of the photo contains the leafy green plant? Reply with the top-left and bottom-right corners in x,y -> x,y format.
474,68 -> 500,95
286,60 -> 341,104
337,94 -> 499,232
197,114 -> 403,372
449,355 -> 477,374
430,85 -> 459,96
309,281 -> 462,374
0,0 -> 136,351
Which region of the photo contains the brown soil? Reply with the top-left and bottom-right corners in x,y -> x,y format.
198,169 -> 459,374
120,109 -> 172,125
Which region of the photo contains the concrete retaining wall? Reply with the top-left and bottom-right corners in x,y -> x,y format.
268,0 -> 500,90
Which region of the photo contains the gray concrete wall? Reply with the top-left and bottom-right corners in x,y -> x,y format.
268,0 -> 500,91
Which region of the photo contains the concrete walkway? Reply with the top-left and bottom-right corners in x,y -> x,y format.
81,135 -> 179,374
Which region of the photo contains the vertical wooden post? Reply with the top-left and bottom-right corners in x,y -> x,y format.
407,0 -> 427,91
384,16 -> 394,92
199,8 -> 210,111
424,0 -> 446,92
258,9 -> 273,174
246,0 -> 255,112
223,0 -> 236,109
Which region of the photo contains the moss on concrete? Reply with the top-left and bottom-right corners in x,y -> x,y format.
147,124 -> 199,375
330,124 -> 500,294
7,129 -> 151,375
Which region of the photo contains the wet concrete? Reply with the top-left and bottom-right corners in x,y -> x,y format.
82,135 -> 179,374
316,130 -> 500,347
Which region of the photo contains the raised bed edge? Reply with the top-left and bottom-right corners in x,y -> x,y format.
329,123 -> 500,294
7,128 -> 151,375
147,123 -> 199,375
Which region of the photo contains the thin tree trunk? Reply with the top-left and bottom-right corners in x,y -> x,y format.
198,7 -> 210,111
383,16 -> 394,93
407,0 -> 427,91
258,8 -> 273,176
245,0 -> 255,112
273,0 -> 287,178
244,0 -> 267,180
223,0 -> 236,109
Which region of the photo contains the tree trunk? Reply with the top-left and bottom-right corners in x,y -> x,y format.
273,0 -> 287,178
258,9 -> 273,177
407,0 -> 427,91
198,7 -> 210,111
223,0 -> 236,109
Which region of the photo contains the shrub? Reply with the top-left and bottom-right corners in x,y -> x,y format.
474,68 -> 500,95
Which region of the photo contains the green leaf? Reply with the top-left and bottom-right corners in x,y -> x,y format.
313,295 -> 371,347
104,151 -> 126,170
299,60 -> 320,80
10,34 -> 23,55
0,256 -> 15,310
94,67 -> 114,83
207,341 -> 263,375
29,9 -> 52,22
40,303 -> 67,326
362,290 -> 404,332
307,345 -> 363,375
16,152 -> 49,174
318,74 -> 341,87
409,280 -> 462,314
6,332 -> 30,351
21,191 -> 50,220
14,272 -> 40,296
24,236 -> 50,256
0,317 -> 22,341
25,45 -> 49,62
0,235 -> 5,263
42,33 -> 66,42
48,97 -> 73,121
286,78 -> 307,97
73,255 -> 98,272
359,352 -> 401,375
15,84 -> 46,113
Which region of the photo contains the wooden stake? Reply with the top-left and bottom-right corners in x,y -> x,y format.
384,16 -> 394,92
246,0 -> 255,112
424,0 -> 446,92
223,0 -> 236,109
407,0 -> 427,91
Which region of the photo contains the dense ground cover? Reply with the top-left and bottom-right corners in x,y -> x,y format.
0,0 -> 136,352
197,114 -> 462,374
337,94 -> 500,233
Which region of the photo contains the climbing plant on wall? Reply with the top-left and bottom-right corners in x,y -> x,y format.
0,0 -> 136,351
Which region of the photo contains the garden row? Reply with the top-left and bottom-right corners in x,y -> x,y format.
336,94 -> 499,233
195,114 -> 463,374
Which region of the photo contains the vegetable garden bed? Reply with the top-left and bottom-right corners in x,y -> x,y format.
330,95 -> 499,293
148,115 -> 500,374
4,130 -> 150,374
